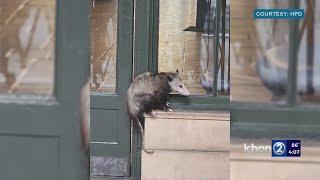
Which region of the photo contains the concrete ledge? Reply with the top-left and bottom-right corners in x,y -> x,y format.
144,110 -> 230,151
145,117 -> 230,151
145,110 -> 230,121
142,150 -> 229,180
142,110 -> 230,180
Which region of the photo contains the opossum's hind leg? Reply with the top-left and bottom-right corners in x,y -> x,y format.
134,117 -> 154,154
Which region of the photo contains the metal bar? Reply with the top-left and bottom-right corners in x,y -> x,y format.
213,0 -> 221,96
196,0 -> 207,29
220,0 -> 226,93
227,4 -> 230,94
287,0 -> 300,106
133,0 -> 151,76
306,0 -> 315,95
151,0 -> 160,73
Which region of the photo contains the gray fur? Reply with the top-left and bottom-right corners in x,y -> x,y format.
127,72 -> 190,153
127,72 -> 189,121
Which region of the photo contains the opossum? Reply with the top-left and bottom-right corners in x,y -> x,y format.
127,71 -> 190,153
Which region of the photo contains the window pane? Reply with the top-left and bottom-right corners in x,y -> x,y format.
0,0 -> 55,94
158,0 -> 230,96
231,0 -> 289,103
297,1 -> 320,104
90,0 -> 117,94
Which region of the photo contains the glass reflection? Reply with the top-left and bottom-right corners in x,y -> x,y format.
90,0 -> 117,94
298,0 -> 320,103
0,0 -> 55,94
158,0 -> 230,96
231,0 -> 289,103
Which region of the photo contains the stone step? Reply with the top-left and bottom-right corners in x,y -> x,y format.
144,111 -> 230,151
142,150 -> 229,180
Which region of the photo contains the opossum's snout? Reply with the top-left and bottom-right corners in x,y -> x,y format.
176,84 -> 190,96
168,74 -> 191,96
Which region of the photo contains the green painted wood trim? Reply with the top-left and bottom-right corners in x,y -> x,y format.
131,0 -> 160,178
132,0 -> 159,178
134,0 -> 151,75
134,0 -> 159,75
231,104 -> 320,124
231,122 -> 320,139
116,0 -> 134,96
90,0 -> 134,176
170,95 -> 230,110
287,0 -> 300,106
150,0 -> 159,73
55,0 -> 90,106
231,101 -> 320,138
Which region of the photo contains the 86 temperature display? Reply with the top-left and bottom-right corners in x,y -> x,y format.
272,140 -> 301,157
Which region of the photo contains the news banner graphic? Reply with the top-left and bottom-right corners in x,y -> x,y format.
253,9 -> 304,19
272,140 -> 301,157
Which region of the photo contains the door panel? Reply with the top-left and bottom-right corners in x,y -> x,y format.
91,109 -> 118,143
90,0 -> 134,177
0,135 -> 59,180
0,0 -> 89,179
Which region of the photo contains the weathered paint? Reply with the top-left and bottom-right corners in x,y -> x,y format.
90,156 -> 130,177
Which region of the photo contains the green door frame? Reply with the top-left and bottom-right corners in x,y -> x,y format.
90,0 -> 134,178
0,0 -> 90,179
132,1 -> 157,178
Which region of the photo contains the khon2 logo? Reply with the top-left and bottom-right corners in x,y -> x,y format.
273,141 -> 286,156
272,140 -> 301,157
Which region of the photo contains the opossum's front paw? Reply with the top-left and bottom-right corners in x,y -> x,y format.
162,101 -> 172,112
162,106 -> 172,112
148,110 -> 157,118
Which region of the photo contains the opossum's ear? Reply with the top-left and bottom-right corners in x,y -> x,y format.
176,69 -> 179,74
167,75 -> 173,82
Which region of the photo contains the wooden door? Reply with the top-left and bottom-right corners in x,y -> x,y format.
0,0 -> 89,179
90,0 -> 134,177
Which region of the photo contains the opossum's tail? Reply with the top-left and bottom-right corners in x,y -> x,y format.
132,117 -> 154,154
126,98 -> 154,154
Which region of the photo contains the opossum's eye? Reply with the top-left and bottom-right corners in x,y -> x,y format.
179,85 -> 183,88
167,76 -> 173,82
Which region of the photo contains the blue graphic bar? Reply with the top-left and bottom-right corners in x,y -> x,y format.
254,9 -> 304,19
272,139 -> 301,157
